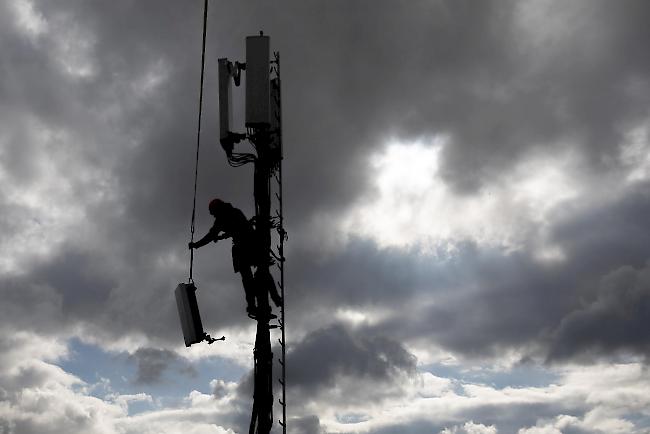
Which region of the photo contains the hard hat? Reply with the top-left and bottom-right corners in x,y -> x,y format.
209,198 -> 224,215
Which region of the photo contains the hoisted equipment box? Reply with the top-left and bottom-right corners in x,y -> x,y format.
175,283 -> 205,347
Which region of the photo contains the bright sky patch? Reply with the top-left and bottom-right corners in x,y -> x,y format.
342,138 -> 582,260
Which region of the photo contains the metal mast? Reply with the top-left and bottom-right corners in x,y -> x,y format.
217,33 -> 285,434
271,52 -> 287,434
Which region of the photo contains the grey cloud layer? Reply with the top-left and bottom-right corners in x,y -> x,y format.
3,2 -> 647,362
287,184 -> 650,362
2,0 -> 650,432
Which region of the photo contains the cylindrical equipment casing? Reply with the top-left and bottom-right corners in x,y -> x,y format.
245,36 -> 270,128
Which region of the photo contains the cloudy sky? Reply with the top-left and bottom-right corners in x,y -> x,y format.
2,0 -> 650,433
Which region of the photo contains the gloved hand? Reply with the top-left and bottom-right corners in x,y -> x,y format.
188,242 -> 195,249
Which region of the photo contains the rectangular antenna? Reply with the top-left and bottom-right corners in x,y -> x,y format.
245,35 -> 270,128
218,58 -> 233,145
175,283 -> 205,347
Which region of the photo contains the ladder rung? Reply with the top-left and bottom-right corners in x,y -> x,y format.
279,421 -> 285,427
279,359 -> 284,366
278,338 -> 284,346
279,379 -> 284,386
279,399 -> 284,406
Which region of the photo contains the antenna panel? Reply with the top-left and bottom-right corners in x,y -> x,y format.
218,58 -> 233,145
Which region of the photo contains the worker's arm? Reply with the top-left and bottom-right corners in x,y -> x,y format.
189,228 -> 230,249
189,232 -> 213,249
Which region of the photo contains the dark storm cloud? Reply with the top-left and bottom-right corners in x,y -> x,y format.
548,262 -> 650,362
20,0 -> 648,260
234,323 -> 415,410
551,184 -> 650,274
230,323 -> 416,431
3,0 -> 649,345
9,0 -> 650,189
130,347 -> 197,384
286,324 -> 416,395
31,248 -> 116,317
543,184 -> 650,361
262,0 -> 650,195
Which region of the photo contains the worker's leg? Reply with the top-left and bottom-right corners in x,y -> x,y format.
252,269 -> 281,311
263,270 -> 282,307
239,266 -> 257,313
233,243 -> 256,314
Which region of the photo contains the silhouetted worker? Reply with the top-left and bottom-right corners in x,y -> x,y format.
189,198 -> 281,318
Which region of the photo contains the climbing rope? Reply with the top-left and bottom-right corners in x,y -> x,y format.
189,0 -> 209,283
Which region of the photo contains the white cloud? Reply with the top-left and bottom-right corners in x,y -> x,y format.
341,138 -> 585,260
108,393 -> 154,414
8,0 -> 97,77
441,421 -> 498,434
176,326 -> 256,368
333,307 -> 394,329
304,362 -> 650,433
1,332 -> 649,434
0,333 -> 122,434
0,334 -> 240,434
8,0 -> 48,38
517,412 -> 638,434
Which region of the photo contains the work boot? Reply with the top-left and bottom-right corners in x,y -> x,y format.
250,306 -> 277,320
263,311 -> 278,320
